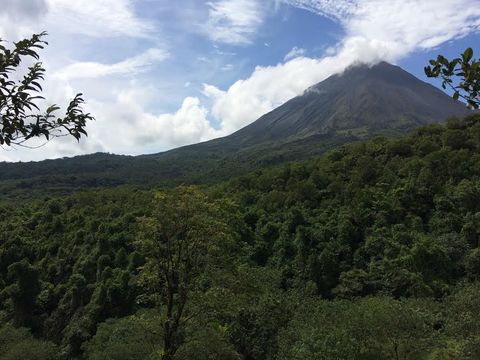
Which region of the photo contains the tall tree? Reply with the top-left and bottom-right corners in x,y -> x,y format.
136,186 -> 229,360
0,32 -> 93,147
2,259 -> 41,328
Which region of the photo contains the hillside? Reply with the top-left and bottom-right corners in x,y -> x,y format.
0,62 -> 472,194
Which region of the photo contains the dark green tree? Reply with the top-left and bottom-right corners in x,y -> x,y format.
2,259 -> 41,327
0,323 -> 60,360
82,311 -> 163,360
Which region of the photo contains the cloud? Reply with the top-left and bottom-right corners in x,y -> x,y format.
132,96 -> 221,149
284,46 -> 306,61
89,87 -> 220,151
92,90 -> 221,153
221,63 -> 235,71
46,0 -> 155,38
0,0 -> 155,40
55,48 -> 169,80
281,0 -> 357,21
346,0 -> 480,56
205,0 -> 265,45
285,0 -> 480,56
1,0 -> 49,20
0,85 -> 221,162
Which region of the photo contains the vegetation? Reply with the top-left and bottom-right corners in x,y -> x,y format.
425,47 -> 480,109
0,32 -> 92,147
1,114 -> 480,358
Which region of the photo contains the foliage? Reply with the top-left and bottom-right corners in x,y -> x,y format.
82,310 -> 163,360
0,323 -> 60,360
216,114 -> 480,299
0,187 -> 150,356
276,297 -> 438,360
0,32 -> 93,147
1,258 -> 40,328
174,323 -> 239,360
442,282 -> 480,359
425,48 -> 480,109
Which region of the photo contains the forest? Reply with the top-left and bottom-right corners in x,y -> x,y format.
1,113 -> 480,359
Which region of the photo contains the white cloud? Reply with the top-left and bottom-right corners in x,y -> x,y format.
84,88 -> 221,154
0,85 -> 221,161
205,0 -> 265,45
285,0 -> 480,57
345,0 -> 480,56
281,0 -> 357,21
203,84 -> 226,99
55,48 -> 169,80
221,63 -> 235,71
46,0 -> 155,38
133,96 -> 221,149
2,0 -> 49,20
284,46 -> 306,61
0,0 -> 155,40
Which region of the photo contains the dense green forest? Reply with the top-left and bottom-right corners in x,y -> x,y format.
2,114 -> 480,359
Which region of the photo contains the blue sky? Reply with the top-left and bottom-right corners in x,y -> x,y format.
0,0 -> 479,161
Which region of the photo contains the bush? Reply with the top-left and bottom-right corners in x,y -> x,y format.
82,311 -> 163,360
0,323 -> 60,360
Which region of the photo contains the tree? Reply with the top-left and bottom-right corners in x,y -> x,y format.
444,282 -> 480,359
82,311 -> 163,360
276,297 -> 437,360
135,186 -> 229,360
0,323 -> 60,360
425,48 -> 480,109
0,32 -> 93,147
2,259 -> 41,328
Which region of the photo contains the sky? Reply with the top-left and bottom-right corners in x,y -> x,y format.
0,0 -> 479,162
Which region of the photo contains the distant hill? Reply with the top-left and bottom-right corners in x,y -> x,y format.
0,61 -> 473,194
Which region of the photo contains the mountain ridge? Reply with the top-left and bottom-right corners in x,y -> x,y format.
0,61 -> 474,191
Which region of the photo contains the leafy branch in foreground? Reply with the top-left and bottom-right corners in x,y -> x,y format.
425,47 -> 480,109
0,31 -> 93,147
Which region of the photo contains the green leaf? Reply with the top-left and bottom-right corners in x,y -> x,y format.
463,48 -> 473,62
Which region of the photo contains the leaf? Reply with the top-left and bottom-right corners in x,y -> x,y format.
46,105 -> 60,113
467,99 -> 479,109
463,48 -> 473,62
